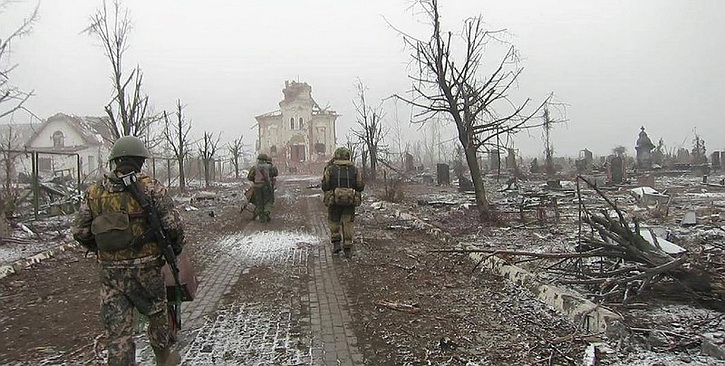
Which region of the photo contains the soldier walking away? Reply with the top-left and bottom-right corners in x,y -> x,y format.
247,153 -> 279,223
321,147 -> 364,258
71,136 -> 185,366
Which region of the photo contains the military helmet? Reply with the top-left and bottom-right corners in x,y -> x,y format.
334,146 -> 351,160
108,136 -> 151,161
257,153 -> 270,162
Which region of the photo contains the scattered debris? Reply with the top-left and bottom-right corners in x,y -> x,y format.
374,301 -> 421,314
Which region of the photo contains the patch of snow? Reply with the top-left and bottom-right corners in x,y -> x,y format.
216,231 -> 318,265
283,175 -> 320,183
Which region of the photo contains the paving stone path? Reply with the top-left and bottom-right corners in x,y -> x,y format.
137,178 -> 363,365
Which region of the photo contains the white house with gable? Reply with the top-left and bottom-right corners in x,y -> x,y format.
21,113 -> 114,180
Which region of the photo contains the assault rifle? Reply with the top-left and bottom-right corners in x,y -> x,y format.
119,172 -> 183,330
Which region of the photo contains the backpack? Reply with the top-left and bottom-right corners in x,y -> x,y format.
254,164 -> 271,184
330,165 -> 361,207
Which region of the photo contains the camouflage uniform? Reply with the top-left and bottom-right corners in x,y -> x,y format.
321,148 -> 364,256
72,173 -> 184,366
247,154 -> 279,223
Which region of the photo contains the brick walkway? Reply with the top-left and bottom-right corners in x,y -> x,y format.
306,198 -> 363,365
136,179 -> 363,365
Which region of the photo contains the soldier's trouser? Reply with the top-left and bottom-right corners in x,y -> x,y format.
328,205 -> 356,248
100,257 -> 175,366
253,185 -> 274,220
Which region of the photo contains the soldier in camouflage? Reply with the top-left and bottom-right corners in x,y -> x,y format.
246,153 -> 279,223
71,136 -> 184,366
321,147 -> 364,258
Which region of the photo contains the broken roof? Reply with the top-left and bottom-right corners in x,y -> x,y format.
26,113 -> 114,148
255,81 -> 338,120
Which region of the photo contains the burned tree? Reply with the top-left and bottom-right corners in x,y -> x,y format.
351,79 -> 387,181
394,0 -> 548,220
0,2 -> 37,119
227,135 -> 244,179
162,100 -> 192,192
86,0 -> 152,138
198,131 -> 220,188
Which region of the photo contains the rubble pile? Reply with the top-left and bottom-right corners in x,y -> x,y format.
378,169 -> 725,362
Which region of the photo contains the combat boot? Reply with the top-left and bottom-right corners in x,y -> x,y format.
343,247 -> 353,258
152,345 -> 180,366
332,241 -> 342,254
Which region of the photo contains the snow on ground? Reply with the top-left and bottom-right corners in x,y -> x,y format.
283,175 -> 319,183
0,216 -> 73,265
215,231 -> 318,266
0,240 -> 57,264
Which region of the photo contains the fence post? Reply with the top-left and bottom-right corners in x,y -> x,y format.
32,151 -> 38,220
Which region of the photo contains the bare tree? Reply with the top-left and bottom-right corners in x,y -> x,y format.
198,132 -> 220,188
86,0 -> 152,139
0,2 -> 38,120
0,2 -> 37,236
540,99 -> 567,178
692,134 -> 707,165
162,100 -> 192,192
0,124 -> 25,235
393,0 -> 549,220
542,106 -> 555,177
351,79 -> 387,181
390,99 -> 405,169
227,135 -> 244,179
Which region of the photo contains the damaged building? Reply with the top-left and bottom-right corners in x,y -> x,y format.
1,113 -> 114,184
255,81 -> 338,172
22,113 -> 114,179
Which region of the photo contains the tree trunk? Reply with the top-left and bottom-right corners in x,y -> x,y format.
464,145 -> 490,220
203,159 -> 210,188
177,158 -> 186,192
0,199 -> 8,237
370,145 -> 377,181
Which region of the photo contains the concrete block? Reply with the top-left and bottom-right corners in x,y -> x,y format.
470,251 -> 623,337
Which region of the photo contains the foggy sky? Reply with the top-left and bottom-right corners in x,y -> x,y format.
1,0 -> 723,158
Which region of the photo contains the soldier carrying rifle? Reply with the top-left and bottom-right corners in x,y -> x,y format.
72,136 -> 185,366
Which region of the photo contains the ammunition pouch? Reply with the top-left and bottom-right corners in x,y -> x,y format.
92,211 -> 135,252
333,187 -> 357,207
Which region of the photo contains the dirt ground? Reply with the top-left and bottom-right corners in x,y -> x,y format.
1,174 -> 724,365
